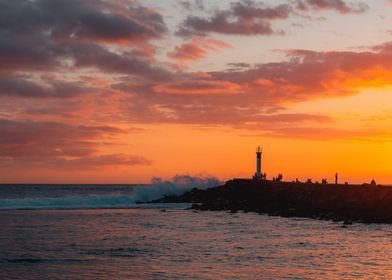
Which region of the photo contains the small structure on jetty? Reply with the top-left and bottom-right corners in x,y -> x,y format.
253,146 -> 267,181
255,146 -> 262,180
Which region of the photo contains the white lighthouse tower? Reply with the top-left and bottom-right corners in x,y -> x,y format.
256,146 -> 262,180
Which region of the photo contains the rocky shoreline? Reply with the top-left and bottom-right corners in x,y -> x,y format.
154,179 -> 392,224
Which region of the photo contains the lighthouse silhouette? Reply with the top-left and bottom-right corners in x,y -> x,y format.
255,146 -> 262,180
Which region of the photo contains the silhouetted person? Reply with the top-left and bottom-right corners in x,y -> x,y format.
335,172 -> 338,184
371,179 -> 376,186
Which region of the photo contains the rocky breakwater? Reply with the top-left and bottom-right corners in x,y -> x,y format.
155,179 -> 392,224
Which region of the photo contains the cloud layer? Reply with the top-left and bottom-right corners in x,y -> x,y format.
0,118 -> 151,169
177,2 -> 292,37
294,0 -> 369,14
176,0 -> 368,37
0,0 -> 390,174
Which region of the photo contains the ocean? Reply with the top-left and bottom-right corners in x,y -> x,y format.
1,184 -> 392,279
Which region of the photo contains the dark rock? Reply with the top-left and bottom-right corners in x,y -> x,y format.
156,179 -> 392,224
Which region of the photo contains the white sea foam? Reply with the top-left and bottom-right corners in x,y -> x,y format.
0,175 -> 220,210
133,175 -> 221,202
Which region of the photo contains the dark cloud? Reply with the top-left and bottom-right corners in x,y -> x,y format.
176,1 -> 292,37
0,76 -> 90,98
71,43 -> 172,80
0,34 -> 61,71
227,62 -> 252,68
178,0 -> 205,11
176,0 -> 369,37
294,0 -> 369,14
0,0 -> 168,79
226,62 -> 252,71
0,0 -> 166,43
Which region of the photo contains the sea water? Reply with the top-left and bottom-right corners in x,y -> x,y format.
1,184 -> 392,279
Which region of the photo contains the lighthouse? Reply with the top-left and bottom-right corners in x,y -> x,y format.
256,146 -> 262,180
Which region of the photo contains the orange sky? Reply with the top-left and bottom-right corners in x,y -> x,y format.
1,0 -> 392,184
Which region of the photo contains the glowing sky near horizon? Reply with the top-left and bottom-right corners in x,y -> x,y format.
1,0 -> 392,184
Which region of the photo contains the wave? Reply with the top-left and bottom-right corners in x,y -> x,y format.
0,175 -> 220,210
0,194 -> 137,210
132,175 -> 221,202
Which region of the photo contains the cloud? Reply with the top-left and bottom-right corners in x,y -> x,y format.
0,0 -> 168,78
0,75 -> 90,98
294,0 -> 369,14
153,79 -> 241,95
176,1 -> 292,37
71,43 -> 172,80
116,75 -> 334,127
168,37 -> 231,62
0,118 -> 151,169
0,0 -> 166,44
256,126 -> 392,142
45,154 -> 151,169
109,41 -> 392,137
227,62 -> 252,70
175,0 -> 368,38
178,0 -> 205,11
209,46 -> 392,101
0,0 -> 389,147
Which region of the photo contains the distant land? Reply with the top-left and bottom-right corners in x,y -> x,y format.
154,179 -> 392,224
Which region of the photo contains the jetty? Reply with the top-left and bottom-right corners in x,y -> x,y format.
154,146 -> 392,224
156,179 -> 392,224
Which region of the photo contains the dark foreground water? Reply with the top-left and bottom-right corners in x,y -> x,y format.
1,185 -> 392,279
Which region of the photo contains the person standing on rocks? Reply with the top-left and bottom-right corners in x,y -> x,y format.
335,173 -> 338,184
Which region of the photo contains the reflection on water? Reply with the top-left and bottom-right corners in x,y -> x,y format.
1,209 -> 392,279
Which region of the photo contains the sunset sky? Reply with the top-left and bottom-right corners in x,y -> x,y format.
1,0 -> 392,184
